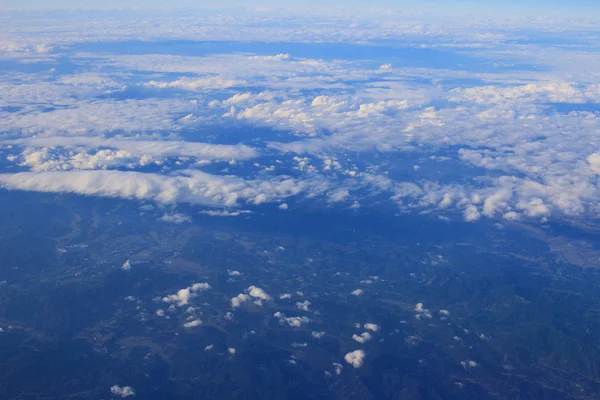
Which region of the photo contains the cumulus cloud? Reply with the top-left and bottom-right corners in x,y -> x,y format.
2,10 -> 600,228
364,323 -> 379,332
247,286 -> 271,301
159,213 -> 191,224
352,332 -> 373,344
183,319 -> 202,328
415,303 -> 433,319
163,283 -> 211,307
296,301 -> 311,311
311,331 -> 326,339
146,76 -> 246,91
199,210 -> 252,217
3,137 -> 259,172
121,260 -> 131,271
0,170 -> 329,209
273,312 -> 310,327
333,363 -> 343,375
110,385 -> 135,398
344,350 -> 366,368
231,293 -> 251,308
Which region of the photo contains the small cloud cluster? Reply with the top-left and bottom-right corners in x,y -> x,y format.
231,285 -> 271,308
273,312 -> 310,328
163,283 -> 211,307
110,385 -> 135,398
414,303 -> 432,319
344,350 -> 366,368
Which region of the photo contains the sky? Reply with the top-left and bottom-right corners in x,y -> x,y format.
2,0 -> 599,16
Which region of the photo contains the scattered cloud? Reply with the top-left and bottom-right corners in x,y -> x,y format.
163,283 -> 211,307
121,260 -> 132,271
183,319 -> 202,328
110,385 -> 135,398
159,213 -> 191,224
344,350 -> 366,368
352,332 -> 373,344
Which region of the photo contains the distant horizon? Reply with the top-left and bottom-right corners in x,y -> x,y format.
1,0 -> 599,17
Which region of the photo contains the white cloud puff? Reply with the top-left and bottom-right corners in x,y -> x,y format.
121,260 -> 131,271
352,332 -> 373,344
183,319 -> 202,328
110,385 -> 135,398
363,323 -> 379,332
344,350 -> 366,368
247,285 -> 271,301
163,283 -> 211,307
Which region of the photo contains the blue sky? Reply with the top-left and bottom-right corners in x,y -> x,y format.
2,0 -> 599,15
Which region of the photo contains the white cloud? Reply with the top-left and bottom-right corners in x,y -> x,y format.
110,385 -> 135,398
163,283 -> 211,307
296,301 -> 311,312
352,332 -> 373,344
159,213 -> 191,224
146,76 -> 246,91
1,11 -> 600,227
247,285 -> 271,301
344,350 -> 366,368
200,210 -> 252,217
333,363 -> 343,375
363,323 -> 379,332
231,293 -> 251,308
351,289 -> 364,296
461,360 -> 478,368
415,303 -> 433,319
311,331 -> 326,339
274,312 -> 310,328
183,319 -> 202,328
121,260 -> 131,271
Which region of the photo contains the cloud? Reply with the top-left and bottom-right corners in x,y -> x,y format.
363,323 -> 379,332
199,210 -> 252,217
159,213 -> 191,224
311,331 -> 325,339
163,283 -> 211,307
183,319 -> 202,328
352,332 -> 372,344
344,350 -> 365,368
4,137 -> 259,171
351,289 -> 364,296
247,285 -> 271,301
146,76 -> 246,91
2,10 -> 600,228
414,302 -> 432,319
332,363 -> 343,375
121,260 -> 132,271
110,385 -> 135,398
0,170 -> 330,209
296,300 -> 311,311
231,293 -> 251,308
273,312 -> 310,327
